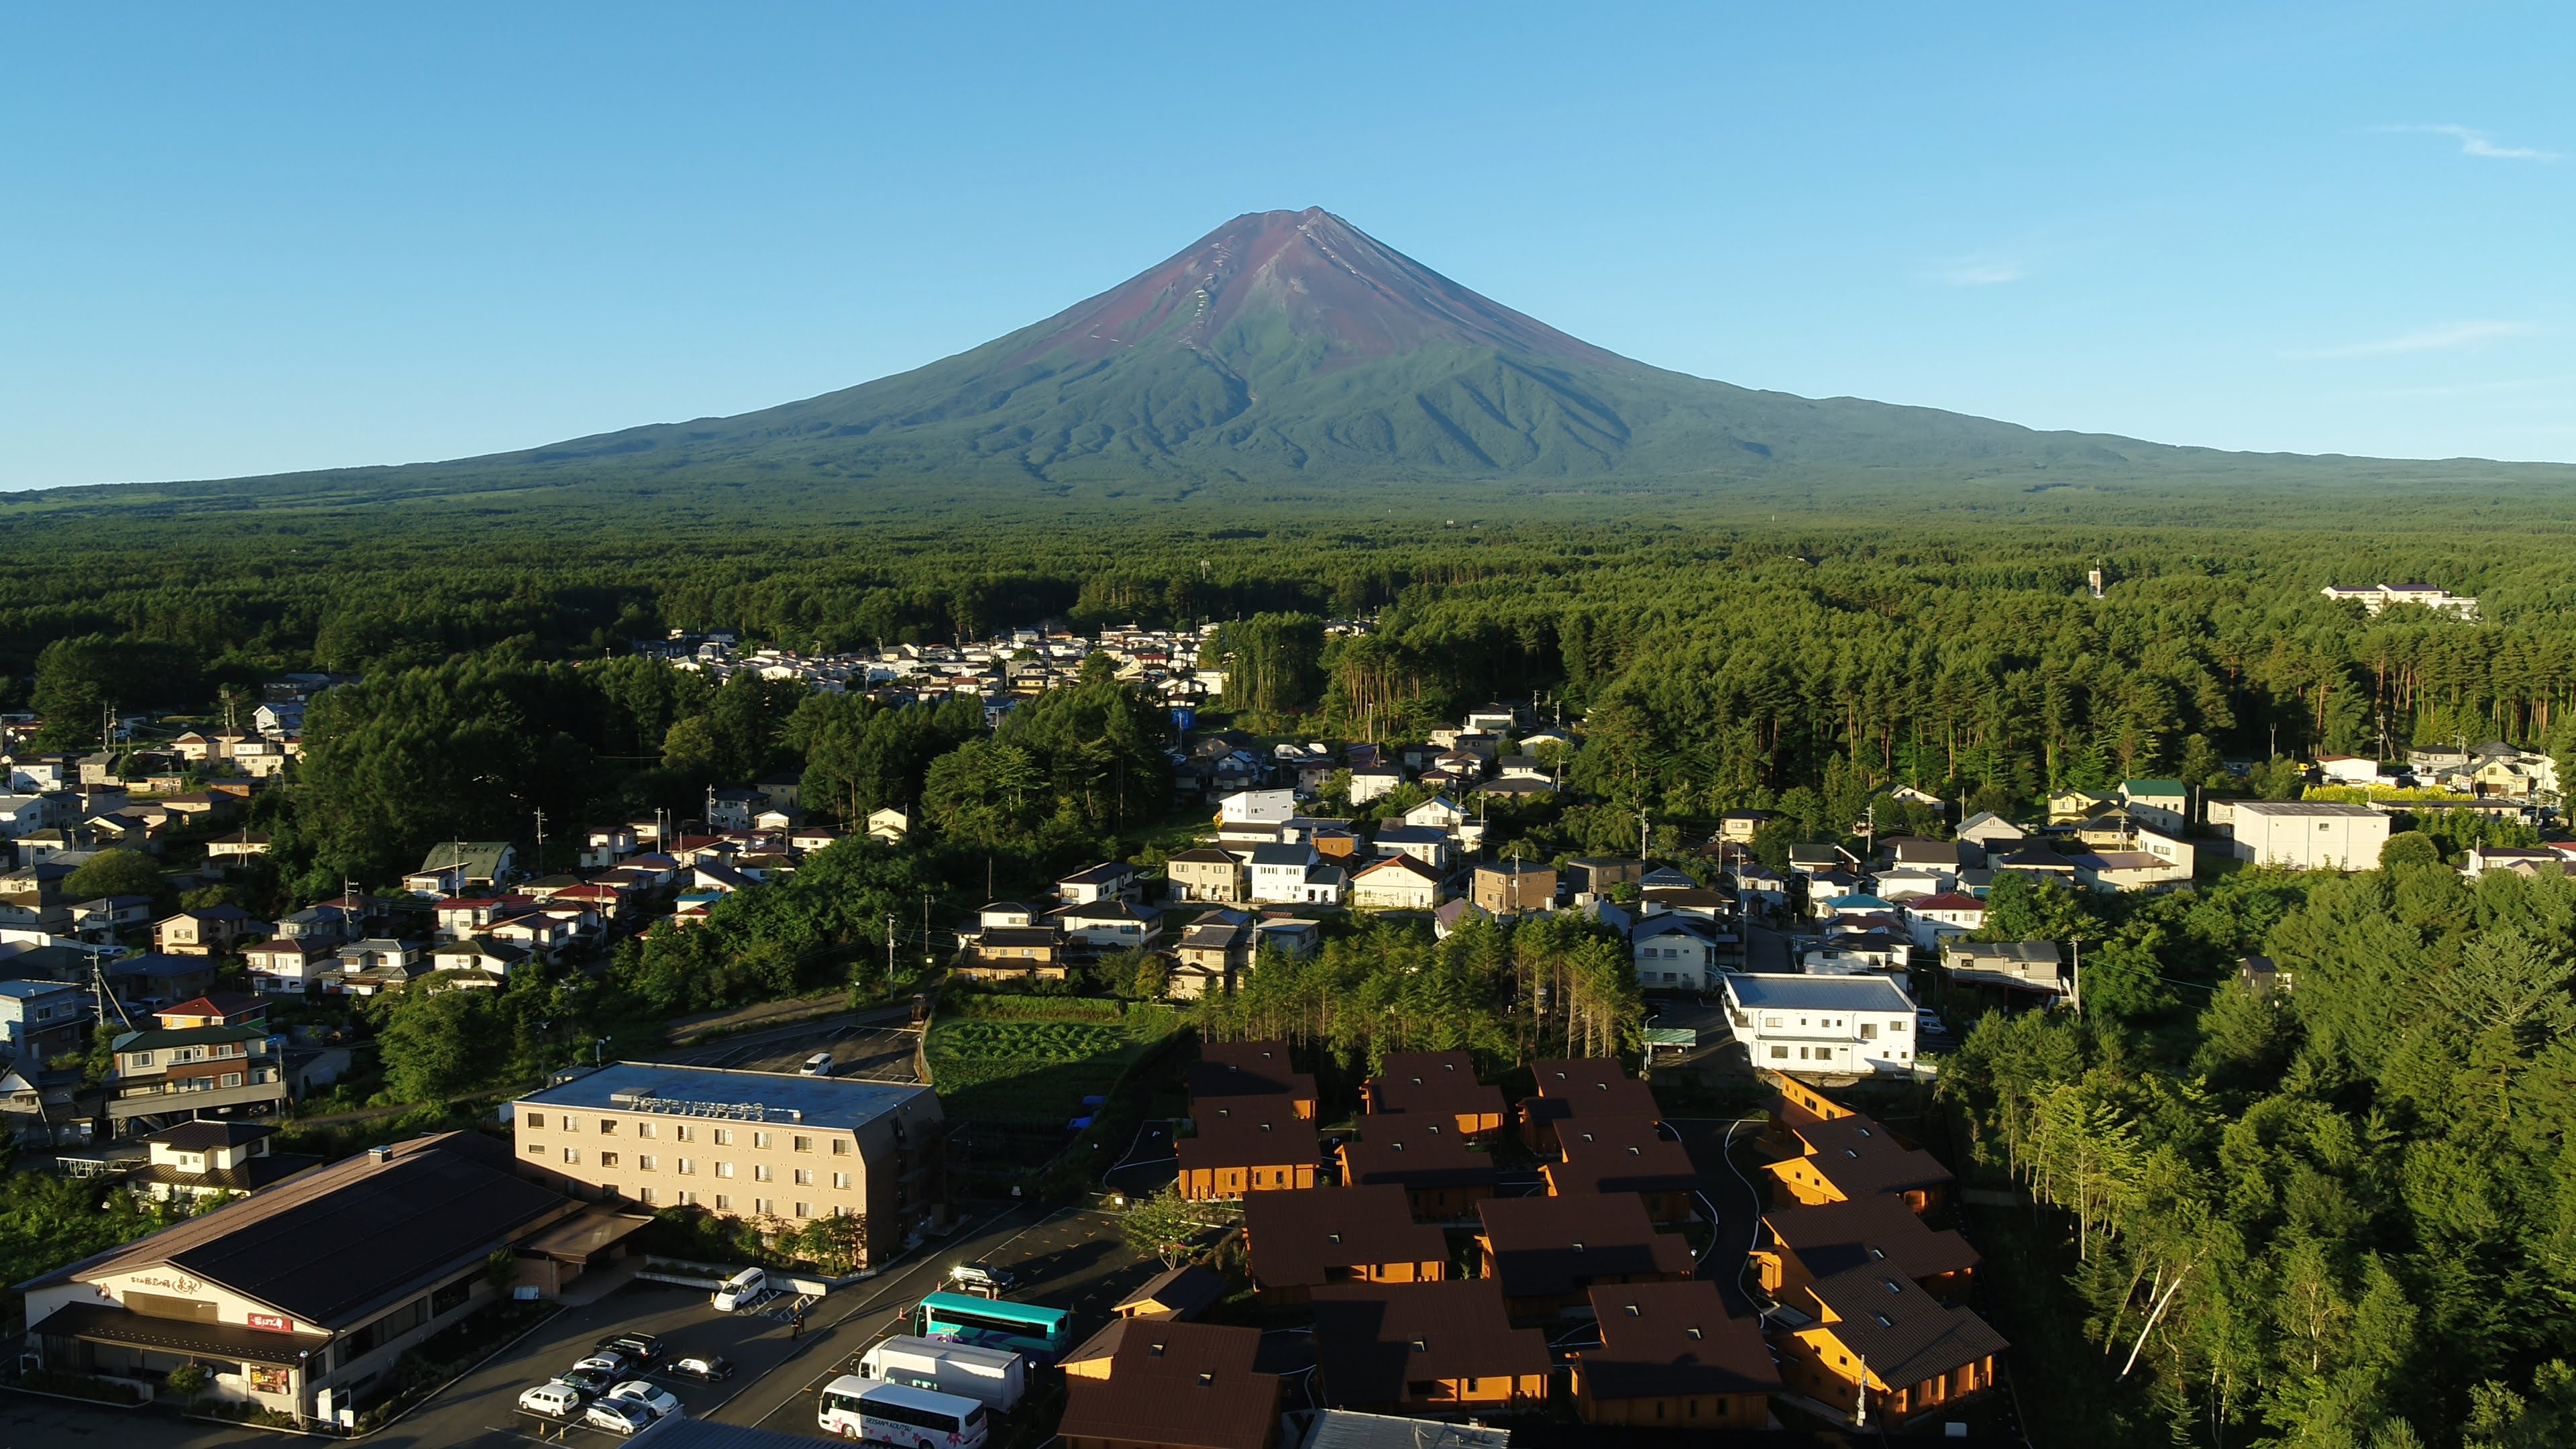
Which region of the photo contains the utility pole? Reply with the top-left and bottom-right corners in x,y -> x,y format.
1638,808 -> 1650,863
533,808 -> 547,877
888,915 -> 896,983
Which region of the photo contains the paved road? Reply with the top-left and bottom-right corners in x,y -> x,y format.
646,1009 -> 921,1081
1670,1113 -> 1770,1314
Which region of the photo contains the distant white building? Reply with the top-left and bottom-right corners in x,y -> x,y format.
1216,789 -> 1297,826
2229,801 -> 2390,871
1632,914 -> 1720,990
2314,756 -> 2383,786
2320,584 -> 2478,620
1722,974 -> 1921,1076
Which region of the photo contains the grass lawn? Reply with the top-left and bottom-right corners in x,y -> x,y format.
926,1004 -> 1181,1126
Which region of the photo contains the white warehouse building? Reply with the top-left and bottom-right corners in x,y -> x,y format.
1721,974 -> 1921,1077
2227,800 -> 2390,871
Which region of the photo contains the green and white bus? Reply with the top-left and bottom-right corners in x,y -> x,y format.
912,1291 -> 1073,1364
819,1377 -> 989,1448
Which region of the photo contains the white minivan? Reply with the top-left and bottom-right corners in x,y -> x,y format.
518,1381 -> 584,1417
713,1266 -> 769,1311
802,1052 -> 835,1077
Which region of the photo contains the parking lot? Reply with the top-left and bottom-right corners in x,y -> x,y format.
718,1205 -> 1165,1438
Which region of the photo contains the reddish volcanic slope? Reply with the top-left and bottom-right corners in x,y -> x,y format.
998,207 -> 1633,372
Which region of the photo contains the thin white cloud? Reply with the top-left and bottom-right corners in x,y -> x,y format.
1927,255 -> 2025,287
2286,321 -> 2538,360
2375,123 -> 2559,162
2353,374 -> 2576,400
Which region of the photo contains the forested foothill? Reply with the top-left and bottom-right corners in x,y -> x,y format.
7,488 -> 2576,1443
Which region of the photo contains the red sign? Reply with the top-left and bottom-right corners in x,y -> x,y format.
246,1312 -> 294,1334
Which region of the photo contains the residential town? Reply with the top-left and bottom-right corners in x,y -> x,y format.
1,623 -> 2570,1448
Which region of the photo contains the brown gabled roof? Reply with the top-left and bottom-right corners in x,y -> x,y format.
1544,1117 -> 1702,1197
1476,1193 -> 1693,1300
1580,1280 -> 1782,1400
1805,1262 -> 2009,1390
1311,1281 -> 1548,1407
1336,1116 -> 1497,1194
1364,1051 -> 1505,1123
1058,1320 -> 1281,1449
1762,1193 -> 1982,1285
1115,1263 -> 1228,1320
1780,1115 -> 1955,1200
1521,1059 -> 1662,1136
19,1132 -> 570,1327
1187,1040 -> 1318,1110
1177,1094 -> 1318,1174
1243,1185 -> 1448,1292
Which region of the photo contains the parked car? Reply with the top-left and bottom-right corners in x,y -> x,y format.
947,1260 -> 1019,1293
597,1332 -> 663,1364
668,1355 -> 736,1381
802,1051 -> 836,1076
574,1352 -> 632,1378
608,1381 -> 684,1419
557,1364 -> 616,1397
712,1267 -> 769,1311
583,1398 -> 655,1436
518,1382 -> 585,1417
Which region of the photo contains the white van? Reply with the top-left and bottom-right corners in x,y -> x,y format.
712,1267 -> 769,1311
802,1053 -> 836,1077
517,1381 -> 584,1417
860,1335 -> 1028,1412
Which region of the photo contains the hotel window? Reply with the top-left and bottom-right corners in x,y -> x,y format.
753,1132 -> 771,1148
715,1162 -> 735,1179
1770,1046 -> 1789,1059
713,1128 -> 733,1146
561,1116 -> 578,1132
714,1195 -> 731,1210
677,1159 -> 696,1175
831,1172 -> 850,1189
794,1168 -> 813,1186
600,1152 -> 620,1168
637,1122 -> 656,1138
638,1187 -> 655,1204
678,1190 -> 696,1206
831,1138 -> 851,1156
793,1136 -> 813,1153
527,1142 -> 547,1156
598,1118 -> 617,1134
754,1165 -> 773,1182
676,1125 -> 694,1142
793,1201 -> 812,1218
563,1148 -> 581,1164
221,1073 -> 244,1087
639,1156 -> 657,1171
755,1197 -> 774,1216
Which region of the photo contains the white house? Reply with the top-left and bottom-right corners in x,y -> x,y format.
1247,843 -> 1321,903
1632,914 -> 1720,990
1348,767 -> 1405,804
1049,899 -> 1163,951
1218,789 -> 1297,826
1371,824 -> 1454,870
2229,801 -> 2390,871
2314,756 -> 2383,786
2118,780 -> 2190,833
1722,974 -> 1921,1076
1901,892 -> 1986,951
865,807 -> 911,844
1401,796 -> 1468,833
1057,862 -> 1138,906
1349,853 -> 1443,911
1954,812 -> 2026,865
1871,868 -> 1951,902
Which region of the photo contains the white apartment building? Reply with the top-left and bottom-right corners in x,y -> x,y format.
1721,974 -> 1921,1076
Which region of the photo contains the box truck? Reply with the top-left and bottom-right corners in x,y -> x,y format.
859,1334 -> 1028,1412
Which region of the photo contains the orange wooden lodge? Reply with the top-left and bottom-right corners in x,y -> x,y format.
1335,1115 -> 1497,1222
1361,1051 -> 1507,1140
1175,1093 -> 1319,1201
1572,1280 -> 1782,1428
1310,1280 -> 1549,1413
1241,1185 -> 1448,1305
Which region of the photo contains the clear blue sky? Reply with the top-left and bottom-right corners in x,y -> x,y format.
4,2 -> 2569,489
